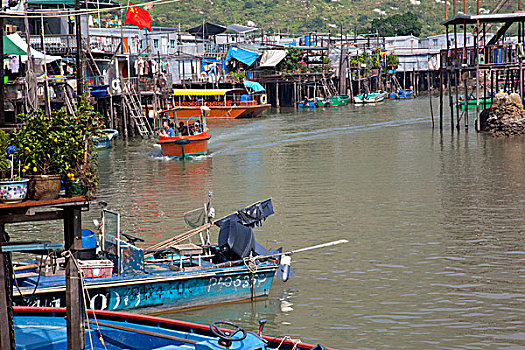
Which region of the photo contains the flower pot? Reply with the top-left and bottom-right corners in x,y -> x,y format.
28,174 -> 61,200
0,178 -> 29,203
65,181 -> 87,197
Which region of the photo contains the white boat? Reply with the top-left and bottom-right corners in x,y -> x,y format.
353,90 -> 387,104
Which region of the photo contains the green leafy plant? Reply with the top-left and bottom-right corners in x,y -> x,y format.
11,96 -> 104,195
284,47 -> 305,72
230,71 -> 246,82
0,130 -> 9,172
386,54 -> 399,67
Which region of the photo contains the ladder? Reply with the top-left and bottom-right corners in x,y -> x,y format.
121,80 -> 153,137
64,84 -> 77,117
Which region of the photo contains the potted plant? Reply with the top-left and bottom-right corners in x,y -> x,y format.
12,97 -> 104,200
0,130 -> 29,203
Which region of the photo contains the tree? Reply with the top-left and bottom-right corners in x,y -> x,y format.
371,12 -> 422,37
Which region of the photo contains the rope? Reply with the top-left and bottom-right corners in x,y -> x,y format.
275,336 -> 303,350
62,250 -> 108,350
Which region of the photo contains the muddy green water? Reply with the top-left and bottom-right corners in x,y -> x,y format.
15,97 -> 525,349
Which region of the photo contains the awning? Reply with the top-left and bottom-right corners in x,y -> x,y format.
227,24 -> 258,34
243,80 -> 265,93
188,22 -> 227,37
2,36 -> 27,56
259,49 -> 287,68
225,46 -> 261,66
173,89 -> 246,96
6,33 -> 61,63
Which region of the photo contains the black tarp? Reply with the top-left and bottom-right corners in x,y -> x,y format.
215,198 -> 274,228
187,22 -> 227,38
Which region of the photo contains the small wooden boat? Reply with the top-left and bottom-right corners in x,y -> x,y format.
157,107 -> 211,158
388,89 -> 414,99
94,129 -> 119,149
14,306 -> 333,350
459,96 -> 492,110
298,98 -> 318,108
353,91 -> 387,104
172,86 -> 270,119
12,199 -> 285,313
315,95 -> 351,107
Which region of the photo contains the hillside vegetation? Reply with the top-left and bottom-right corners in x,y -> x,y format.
147,0 -> 520,37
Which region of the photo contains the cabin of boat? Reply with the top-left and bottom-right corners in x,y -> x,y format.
157,108 -> 211,158
172,88 -> 270,119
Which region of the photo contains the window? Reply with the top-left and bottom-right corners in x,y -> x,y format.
432,39 -> 438,46
170,39 -> 176,49
154,39 -> 159,49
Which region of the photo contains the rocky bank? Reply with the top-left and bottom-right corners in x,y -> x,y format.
479,92 -> 525,136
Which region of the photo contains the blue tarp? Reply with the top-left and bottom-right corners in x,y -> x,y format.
243,80 -> 265,93
225,46 -> 261,66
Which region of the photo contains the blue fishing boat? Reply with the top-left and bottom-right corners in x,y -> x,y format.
12,199 -> 287,313
94,129 -> 119,149
297,98 -> 318,108
387,89 -> 414,99
14,306 -> 332,349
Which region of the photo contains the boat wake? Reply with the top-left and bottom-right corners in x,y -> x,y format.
213,116 -> 429,156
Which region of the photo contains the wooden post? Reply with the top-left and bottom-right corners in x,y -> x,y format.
428,71 -> 434,128
0,225 -> 14,350
448,71 -> 454,130
64,207 -> 84,350
439,69 -> 444,129
293,81 -> 297,108
464,71 -> 469,129
475,19 -> 480,132
0,16 -> 5,126
275,82 -> 280,107
455,70 -> 460,129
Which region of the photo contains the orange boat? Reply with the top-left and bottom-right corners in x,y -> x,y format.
157,107 -> 211,158
172,88 -> 270,119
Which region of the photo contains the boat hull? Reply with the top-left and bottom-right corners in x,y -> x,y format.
13,264 -> 277,313
460,98 -> 492,110
157,132 -> 211,158
175,104 -> 271,119
13,307 -> 328,350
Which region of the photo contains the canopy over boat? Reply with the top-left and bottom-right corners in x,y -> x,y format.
173,88 -> 247,96
243,80 -> 266,93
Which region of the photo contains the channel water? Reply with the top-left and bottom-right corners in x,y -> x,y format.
20,97 -> 525,349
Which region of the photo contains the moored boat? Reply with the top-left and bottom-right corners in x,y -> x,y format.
172,81 -> 270,119
12,199 -> 285,313
94,129 -> 119,149
353,91 -> 387,104
157,107 -> 211,158
14,306 -> 333,349
315,95 -> 351,107
387,89 -> 414,99
459,96 -> 492,110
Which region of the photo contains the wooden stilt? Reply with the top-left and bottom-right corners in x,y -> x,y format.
0,225 -> 14,350
439,69 -> 444,130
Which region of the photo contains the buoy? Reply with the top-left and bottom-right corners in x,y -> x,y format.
280,255 -> 292,282
112,79 -> 121,93
260,93 -> 267,104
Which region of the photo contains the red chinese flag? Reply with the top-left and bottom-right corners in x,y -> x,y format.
124,1 -> 152,31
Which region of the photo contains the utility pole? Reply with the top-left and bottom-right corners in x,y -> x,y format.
75,0 -> 84,101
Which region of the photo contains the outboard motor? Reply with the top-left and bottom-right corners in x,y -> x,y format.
217,219 -> 255,261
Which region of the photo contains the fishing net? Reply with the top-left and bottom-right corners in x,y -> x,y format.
184,207 -> 206,229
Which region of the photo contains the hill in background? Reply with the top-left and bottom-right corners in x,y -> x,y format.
147,0 -> 520,37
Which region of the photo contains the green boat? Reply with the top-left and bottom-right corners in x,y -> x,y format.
316,95 -> 351,107
459,97 -> 492,110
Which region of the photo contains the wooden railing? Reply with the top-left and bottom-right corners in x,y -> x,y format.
441,44 -> 521,68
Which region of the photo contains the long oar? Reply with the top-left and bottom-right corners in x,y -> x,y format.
202,239 -> 349,270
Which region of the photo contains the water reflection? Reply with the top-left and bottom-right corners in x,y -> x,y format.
8,97 -> 524,349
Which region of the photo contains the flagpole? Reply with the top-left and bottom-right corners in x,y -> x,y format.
75,0 -> 83,100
